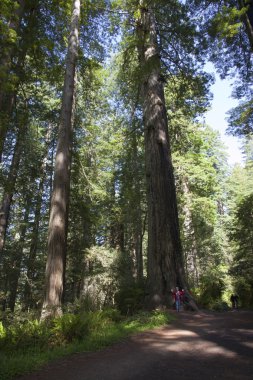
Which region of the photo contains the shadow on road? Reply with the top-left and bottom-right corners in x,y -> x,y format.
17,310 -> 253,380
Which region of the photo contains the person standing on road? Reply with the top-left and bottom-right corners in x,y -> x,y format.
171,287 -> 185,312
230,294 -> 236,309
230,294 -> 239,310
234,294 -> 239,309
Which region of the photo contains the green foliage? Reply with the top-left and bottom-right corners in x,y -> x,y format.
222,148 -> 253,307
50,313 -> 88,344
228,192 -> 253,305
120,310 -> 172,336
209,6 -> 244,40
99,307 -> 123,322
172,118 -> 229,289
0,319 -> 50,352
191,0 -> 253,137
0,321 -> 6,339
233,278 -> 253,308
0,308 -> 41,328
66,246 -> 119,310
209,300 -> 230,312
197,274 -> 225,308
0,309 -> 122,353
50,311 -> 113,345
115,284 -> 145,314
0,309 -> 172,380
227,100 -> 253,136
230,192 -> 253,246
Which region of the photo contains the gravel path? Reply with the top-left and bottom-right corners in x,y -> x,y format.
17,310 -> 253,380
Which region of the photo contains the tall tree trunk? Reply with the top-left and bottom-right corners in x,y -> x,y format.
24,130 -> 50,310
0,115 -> 27,257
181,178 -> 199,288
137,3 -> 189,309
8,197 -> 30,311
128,97 -> 145,282
0,96 -> 15,162
132,134 -> 144,282
108,171 -> 125,251
41,0 -> 80,320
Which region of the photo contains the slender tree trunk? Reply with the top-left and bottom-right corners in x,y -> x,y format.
0,96 -> 15,162
0,116 -> 27,257
23,176 -> 44,310
24,132 -> 50,310
128,98 -> 145,282
181,178 -> 199,288
134,212 -> 144,282
137,3 -> 190,309
41,0 -> 80,320
132,134 -> 144,282
138,211 -> 147,282
8,198 -> 30,311
108,171 -> 125,251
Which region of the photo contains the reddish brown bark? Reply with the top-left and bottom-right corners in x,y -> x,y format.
41,0 -> 80,320
137,3 -> 190,308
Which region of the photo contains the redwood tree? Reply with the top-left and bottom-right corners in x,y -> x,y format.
41,0 -> 80,319
136,2 -> 190,308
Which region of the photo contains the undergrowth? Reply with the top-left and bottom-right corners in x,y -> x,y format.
0,309 -> 174,380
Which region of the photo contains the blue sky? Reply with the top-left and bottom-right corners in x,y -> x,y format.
204,66 -> 243,165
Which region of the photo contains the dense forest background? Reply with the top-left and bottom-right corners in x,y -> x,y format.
0,0 -> 253,320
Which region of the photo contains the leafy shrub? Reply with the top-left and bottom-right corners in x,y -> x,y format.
197,275 -> 225,308
0,322 -> 6,339
209,300 -> 229,311
50,313 -> 93,345
114,284 -> 145,314
0,307 -> 172,363
50,311 -> 113,346
0,320 -> 50,352
233,278 -> 253,308
100,308 -> 122,323
148,310 -> 172,325
129,310 -> 171,326
0,309 -> 173,380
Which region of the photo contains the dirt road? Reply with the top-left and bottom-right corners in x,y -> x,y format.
17,310 -> 253,380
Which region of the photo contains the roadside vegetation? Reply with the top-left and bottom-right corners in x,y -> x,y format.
0,308 -> 173,380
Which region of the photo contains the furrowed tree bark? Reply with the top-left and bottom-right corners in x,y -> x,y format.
41,0 -> 80,320
137,3 -> 196,309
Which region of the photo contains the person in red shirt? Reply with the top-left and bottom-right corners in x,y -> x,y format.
171,287 -> 185,312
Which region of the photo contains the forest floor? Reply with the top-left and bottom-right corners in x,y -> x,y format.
17,309 -> 253,380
